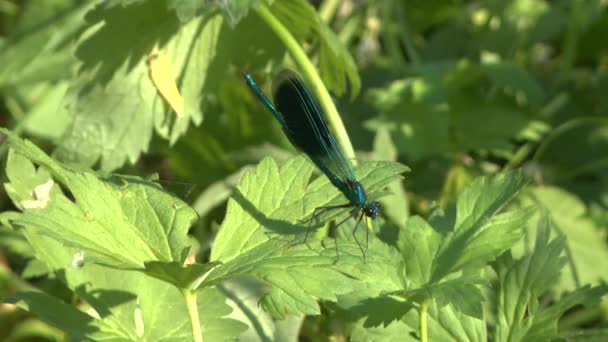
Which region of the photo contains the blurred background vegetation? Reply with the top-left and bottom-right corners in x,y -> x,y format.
1,0 -> 607,340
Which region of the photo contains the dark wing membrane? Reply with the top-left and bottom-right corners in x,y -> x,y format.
272,70 -> 356,188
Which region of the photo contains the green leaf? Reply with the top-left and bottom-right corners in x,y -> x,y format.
210,155 -> 408,262
371,124 -> 409,228
524,186 -> 608,293
2,129 -> 196,269
191,166 -> 253,218
317,22 -> 361,99
143,261 -> 221,290
407,275 -> 486,319
218,277 -> 282,341
481,61 -> 545,108
351,319 -> 417,342
169,0 -> 214,23
198,286 -> 249,342
337,171 -> 532,333
0,228 -> 34,259
409,301 -> 487,342
270,0 -> 361,98
54,1 -> 285,171
10,268 -> 247,341
9,291 -> 115,340
329,235 -> 408,326
205,239 -> 360,319
351,296 -> 488,342
398,216 -> 442,285
451,101 -> 531,153
526,285 -> 608,341
216,0 -> 261,27
0,2 -> 87,88
20,82 -> 72,141
492,215 -> 569,341
365,74 -> 451,161
558,328 -> 608,341
0,138 -> 247,340
269,0 -> 316,42
54,1 -> 223,170
432,171 -> 531,280
201,155 -> 406,318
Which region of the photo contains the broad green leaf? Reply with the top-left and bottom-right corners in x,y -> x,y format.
143,261 -> 221,290
216,0 -> 261,27
1,131 -> 246,341
432,171 -> 531,280
20,82 -> 72,141
205,238 -> 360,319
2,129 -> 196,268
210,157 -> 315,262
211,155 -> 408,262
353,300 -> 486,342
524,187 -> 608,293
221,275 -> 306,340
407,275 -> 486,318
55,2 -> 223,170
55,1 -> 285,171
526,285 -> 608,341
402,301 -> 487,342
493,215 -> 566,341
398,216 -> 442,285
433,207 -> 535,279
219,277 -> 279,341
351,319 -> 417,342
0,2 -> 88,88
9,291 -> 118,340
399,218 -> 487,318
454,171 -> 527,230
169,0 -> 214,22
340,171 -> 532,330
332,234 -> 408,327
205,155 -> 406,318
317,22 -> 361,99
558,328 -> 608,341
480,61 -> 545,108
269,0 -> 316,42
10,266 -> 246,341
372,127 -> 409,228
365,75 -> 451,161
191,166 -> 253,218
0,228 -> 34,259
450,100 -> 531,154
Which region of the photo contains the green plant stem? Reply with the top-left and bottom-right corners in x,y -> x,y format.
419,301 -> 429,342
397,1 -> 420,65
319,0 -> 341,24
256,4 -> 356,162
503,143 -> 533,171
182,289 -> 203,342
557,0 -> 583,85
381,0 -> 405,66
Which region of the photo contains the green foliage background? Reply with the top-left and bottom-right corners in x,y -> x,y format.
0,0 -> 607,341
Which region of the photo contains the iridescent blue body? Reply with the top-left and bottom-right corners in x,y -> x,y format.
244,70 -> 380,259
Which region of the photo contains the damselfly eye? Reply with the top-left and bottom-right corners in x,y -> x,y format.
365,202 -> 380,219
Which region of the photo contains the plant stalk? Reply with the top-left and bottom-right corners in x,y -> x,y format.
255,4 -> 356,162
420,300 -> 429,342
182,289 -> 203,342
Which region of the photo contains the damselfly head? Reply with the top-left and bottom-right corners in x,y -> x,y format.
364,201 -> 380,219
